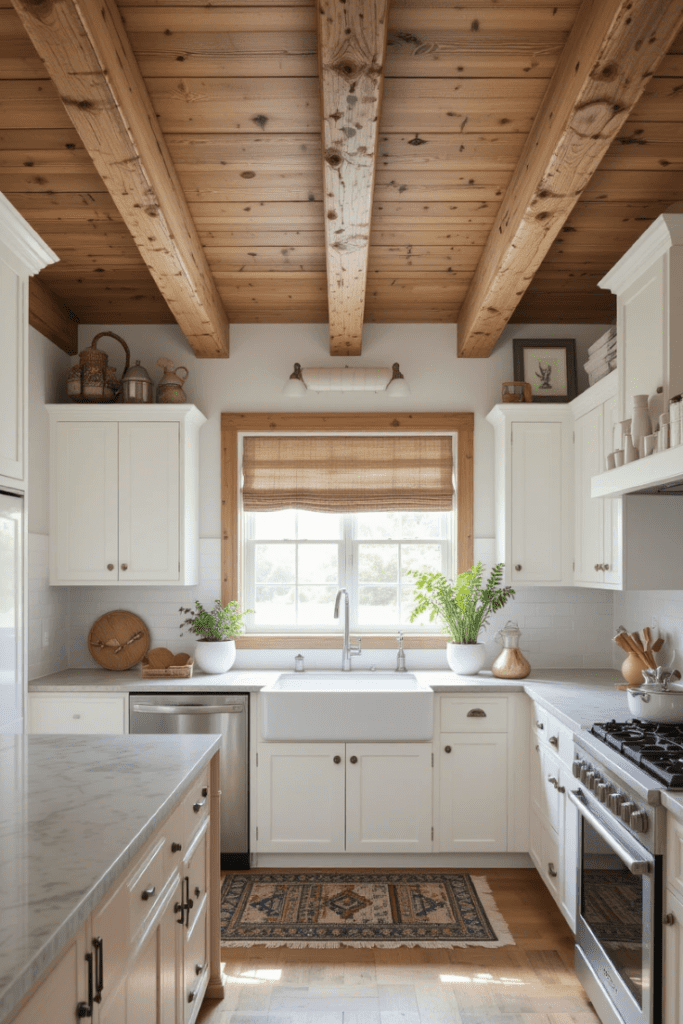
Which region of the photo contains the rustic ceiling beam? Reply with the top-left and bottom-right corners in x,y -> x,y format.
11,0 -> 229,358
457,0 -> 683,358
318,0 -> 390,356
29,277 -> 79,356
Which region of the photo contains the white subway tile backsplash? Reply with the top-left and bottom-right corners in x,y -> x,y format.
27,534 -> 69,681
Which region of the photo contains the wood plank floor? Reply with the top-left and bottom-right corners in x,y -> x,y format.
197,868 -> 599,1024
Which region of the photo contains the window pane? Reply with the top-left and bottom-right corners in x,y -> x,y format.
401,543 -> 443,578
298,586 -> 337,625
252,510 -> 296,540
254,585 -> 295,624
358,586 -> 398,625
298,544 -> 339,585
400,511 -> 446,539
254,544 -> 295,584
297,510 -> 342,540
356,511 -> 402,540
358,544 -> 398,583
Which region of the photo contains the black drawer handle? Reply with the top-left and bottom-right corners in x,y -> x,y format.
202,787 -> 208,797
193,798 -> 206,813
141,885 -> 156,901
171,842 -> 182,853
93,937 -> 103,1004
195,962 -> 206,976
467,708 -> 486,718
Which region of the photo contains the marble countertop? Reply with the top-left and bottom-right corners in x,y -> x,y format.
0,733 -> 220,1023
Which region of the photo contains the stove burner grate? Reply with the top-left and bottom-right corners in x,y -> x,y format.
590,719 -> 683,787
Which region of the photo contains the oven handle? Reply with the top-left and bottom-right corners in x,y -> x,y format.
131,704 -> 244,715
567,789 -> 652,876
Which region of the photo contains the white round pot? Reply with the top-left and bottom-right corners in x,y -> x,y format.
194,638 -> 236,675
446,642 -> 486,676
627,686 -> 683,723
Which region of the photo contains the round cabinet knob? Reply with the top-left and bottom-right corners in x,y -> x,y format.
171,842 -> 182,853
603,564 -> 610,571
595,564 -> 602,572
194,886 -> 201,899
121,563 -> 128,571
536,721 -> 544,730
549,735 -> 559,748
514,564 -> 522,572
107,564 -> 114,571
444,745 -> 452,753
141,885 -> 156,901
548,863 -> 558,878
349,756 -> 358,764
333,755 -> 341,764
664,913 -> 676,926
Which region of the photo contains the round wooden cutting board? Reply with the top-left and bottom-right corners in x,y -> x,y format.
88,610 -> 150,671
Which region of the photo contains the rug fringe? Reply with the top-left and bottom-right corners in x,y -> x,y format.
469,875 -> 515,948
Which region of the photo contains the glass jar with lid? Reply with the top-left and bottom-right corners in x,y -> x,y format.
491,620 -> 531,679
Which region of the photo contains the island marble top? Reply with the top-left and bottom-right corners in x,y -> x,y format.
0,733 -> 220,1023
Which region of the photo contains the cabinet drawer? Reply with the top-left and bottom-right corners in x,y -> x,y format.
28,693 -> 127,734
441,696 -> 507,732
128,838 -> 166,941
163,801 -> 188,875
530,703 -> 573,765
185,818 -> 209,917
183,765 -> 210,837
667,815 -> 683,899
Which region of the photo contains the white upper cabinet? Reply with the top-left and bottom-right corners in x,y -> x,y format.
487,404 -> 574,586
599,214 -> 683,422
48,405 -> 206,586
0,192 -> 57,489
571,374 -> 622,589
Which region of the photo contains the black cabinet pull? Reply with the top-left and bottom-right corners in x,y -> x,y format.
195,962 -> 206,976
444,745 -> 452,753
77,952 -> 94,1017
171,842 -> 182,853
202,787 -> 208,797
193,798 -> 206,813
141,885 -> 156,901
467,708 -> 486,718
184,876 -> 194,929
333,755 -> 341,764
349,756 -> 358,764
93,937 -> 103,1003
194,886 -> 201,899
174,899 -> 185,926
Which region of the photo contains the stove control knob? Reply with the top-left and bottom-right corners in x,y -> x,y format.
630,810 -> 649,834
572,758 -> 582,779
580,764 -> 590,784
608,792 -> 625,814
585,771 -> 597,790
620,801 -> 637,823
596,782 -> 611,804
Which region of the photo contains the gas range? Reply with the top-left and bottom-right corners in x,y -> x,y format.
590,719 -> 683,788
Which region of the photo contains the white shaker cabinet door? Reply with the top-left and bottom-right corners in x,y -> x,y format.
438,733 -> 507,853
345,743 -> 433,854
574,404 -> 604,586
601,391 -> 622,588
258,743 -> 346,853
118,422 -> 180,582
50,420 -> 119,583
664,886 -> 683,1024
510,421 -> 564,583
0,254 -> 23,483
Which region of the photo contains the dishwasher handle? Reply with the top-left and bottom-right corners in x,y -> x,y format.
131,703 -> 244,715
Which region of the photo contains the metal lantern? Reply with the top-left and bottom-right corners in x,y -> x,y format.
121,360 -> 154,404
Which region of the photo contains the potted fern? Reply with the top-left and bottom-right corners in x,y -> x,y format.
408,562 -> 515,675
179,599 -> 252,674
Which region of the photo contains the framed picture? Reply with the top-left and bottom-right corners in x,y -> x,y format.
512,338 -> 577,403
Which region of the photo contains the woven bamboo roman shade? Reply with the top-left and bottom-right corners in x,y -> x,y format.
242,435 -> 454,513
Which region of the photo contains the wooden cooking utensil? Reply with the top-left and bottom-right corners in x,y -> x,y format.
653,637 -> 665,653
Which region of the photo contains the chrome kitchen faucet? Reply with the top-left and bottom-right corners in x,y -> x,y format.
333,589 -> 362,671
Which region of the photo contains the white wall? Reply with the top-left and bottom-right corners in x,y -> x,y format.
29,320 -> 619,673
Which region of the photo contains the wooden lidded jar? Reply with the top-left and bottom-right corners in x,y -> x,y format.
491,620 -> 531,679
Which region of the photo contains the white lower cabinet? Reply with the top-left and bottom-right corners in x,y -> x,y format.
5,761 -> 217,1024
439,733 -> 508,853
664,885 -> 683,1024
256,742 -> 432,854
27,692 -> 128,734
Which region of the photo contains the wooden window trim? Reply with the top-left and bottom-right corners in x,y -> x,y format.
221,412 -> 474,650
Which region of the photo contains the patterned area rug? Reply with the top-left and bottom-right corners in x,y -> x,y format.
221,871 -> 515,948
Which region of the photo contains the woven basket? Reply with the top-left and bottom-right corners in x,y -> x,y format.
79,331 -> 131,375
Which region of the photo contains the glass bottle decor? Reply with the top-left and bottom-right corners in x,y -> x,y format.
491,620 -> 531,680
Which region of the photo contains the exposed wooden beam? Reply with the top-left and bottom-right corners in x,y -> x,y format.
29,277 -> 78,355
457,0 -> 683,358
318,0 -> 390,355
10,0 -> 229,358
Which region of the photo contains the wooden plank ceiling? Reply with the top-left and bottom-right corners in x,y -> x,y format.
1,0 -> 683,355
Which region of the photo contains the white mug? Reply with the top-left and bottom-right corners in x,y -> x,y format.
613,449 -> 624,468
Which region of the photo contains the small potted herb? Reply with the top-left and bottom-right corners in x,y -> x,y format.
407,562 -> 515,675
179,599 -> 253,674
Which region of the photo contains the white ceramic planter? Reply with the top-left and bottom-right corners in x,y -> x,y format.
194,638 -> 236,674
446,642 -> 486,676
627,686 -> 683,723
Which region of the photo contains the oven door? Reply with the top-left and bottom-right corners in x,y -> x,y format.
569,788 -> 661,1024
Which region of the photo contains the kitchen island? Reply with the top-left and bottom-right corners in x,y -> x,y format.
0,733 -> 225,1023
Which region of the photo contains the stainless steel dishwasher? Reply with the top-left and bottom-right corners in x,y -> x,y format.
129,692 -> 249,869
